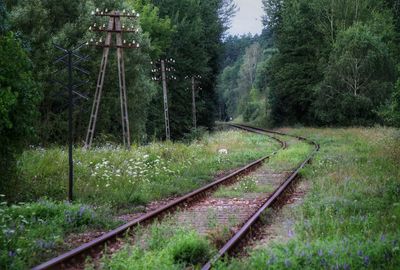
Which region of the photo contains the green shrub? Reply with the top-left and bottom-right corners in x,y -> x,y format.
170,232 -> 210,265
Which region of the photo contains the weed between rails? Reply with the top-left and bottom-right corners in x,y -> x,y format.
213,176 -> 275,198
94,219 -> 213,270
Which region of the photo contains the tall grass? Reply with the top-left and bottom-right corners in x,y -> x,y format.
0,198 -> 118,270
12,131 -> 279,209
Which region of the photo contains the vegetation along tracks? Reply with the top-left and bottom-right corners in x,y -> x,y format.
31,125 -> 286,270
200,124 -> 320,270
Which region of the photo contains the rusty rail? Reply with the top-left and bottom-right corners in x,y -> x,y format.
32,126 -> 285,270
201,124 -> 319,270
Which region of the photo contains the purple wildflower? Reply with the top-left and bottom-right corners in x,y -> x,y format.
3,229 -> 15,238
8,251 -> 16,257
267,255 -> 276,266
357,250 -> 363,256
318,249 -> 323,257
78,206 -> 86,218
343,263 -> 350,270
380,234 -> 386,242
288,230 -> 294,238
363,256 -> 370,266
36,239 -> 56,249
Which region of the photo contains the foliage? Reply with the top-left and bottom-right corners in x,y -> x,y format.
97,221 -> 212,269
223,0 -> 400,127
314,24 -> 394,125
146,0 -> 236,138
0,197 -> 117,269
13,131 -> 279,208
170,231 -> 210,265
0,32 -> 40,195
267,0 -> 324,125
217,39 -> 275,124
4,0 -> 230,145
381,68 -> 400,127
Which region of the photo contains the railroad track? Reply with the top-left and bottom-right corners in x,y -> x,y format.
32,124 -> 286,270
201,124 -> 319,270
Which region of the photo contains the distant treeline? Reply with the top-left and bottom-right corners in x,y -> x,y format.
217,0 -> 400,127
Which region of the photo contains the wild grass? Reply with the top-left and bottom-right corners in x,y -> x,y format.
12,131 -> 279,209
267,139 -> 313,172
94,219 -> 213,270
213,176 -> 274,198
0,197 -> 118,270
215,127 -> 400,269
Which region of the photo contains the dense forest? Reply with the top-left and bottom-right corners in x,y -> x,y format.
218,0 -> 400,127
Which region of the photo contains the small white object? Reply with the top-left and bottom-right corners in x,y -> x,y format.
218,149 -> 228,155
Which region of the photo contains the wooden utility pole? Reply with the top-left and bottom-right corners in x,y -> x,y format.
160,60 -> 171,140
188,75 -> 201,129
85,9 -> 140,149
151,59 -> 175,140
191,76 -> 197,129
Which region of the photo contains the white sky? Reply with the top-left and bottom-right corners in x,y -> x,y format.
228,0 -> 264,36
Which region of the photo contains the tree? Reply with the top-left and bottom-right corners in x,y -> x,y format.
0,32 -> 41,195
237,42 -> 263,115
7,0 -> 172,144
314,24 -> 394,125
268,0 -> 324,125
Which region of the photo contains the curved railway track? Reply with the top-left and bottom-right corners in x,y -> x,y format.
32,125 -> 286,270
201,124 -> 319,270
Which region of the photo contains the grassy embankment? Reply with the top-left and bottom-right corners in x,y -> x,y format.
216,127 -> 400,269
1,130 -> 278,269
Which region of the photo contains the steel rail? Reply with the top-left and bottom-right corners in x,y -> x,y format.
32,127 -> 285,270
201,124 -> 319,270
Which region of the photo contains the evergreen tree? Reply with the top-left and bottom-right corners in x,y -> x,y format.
268,0 -> 324,125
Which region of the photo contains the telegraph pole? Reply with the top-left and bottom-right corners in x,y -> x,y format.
67,51 -> 74,201
151,59 -> 176,140
160,60 -> 171,140
85,9 -> 140,150
191,76 -> 197,129
53,43 -> 89,202
187,75 -> 201,129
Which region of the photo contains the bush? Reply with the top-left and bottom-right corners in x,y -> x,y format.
170,232 -> 210,265
0,32 -> 40,196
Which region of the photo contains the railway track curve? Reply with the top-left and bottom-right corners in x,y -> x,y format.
201,124 -> 319,270
32,125 -> 286,270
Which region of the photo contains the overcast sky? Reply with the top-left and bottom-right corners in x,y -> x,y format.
228,0 -> 264,36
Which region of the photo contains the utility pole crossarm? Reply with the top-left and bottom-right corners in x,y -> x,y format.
84,9 -> 140,150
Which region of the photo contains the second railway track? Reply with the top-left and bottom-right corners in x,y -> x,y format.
32,124 -> 318,270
